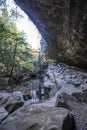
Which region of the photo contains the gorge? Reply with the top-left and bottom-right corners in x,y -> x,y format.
0,0 -> 87,130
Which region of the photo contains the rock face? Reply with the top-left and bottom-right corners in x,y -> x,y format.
0,105 -> 75,130
14,0 -> 87,68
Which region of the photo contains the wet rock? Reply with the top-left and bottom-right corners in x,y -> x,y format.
0,105 -> 75,130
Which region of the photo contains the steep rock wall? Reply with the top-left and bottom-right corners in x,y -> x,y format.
14,0 -> 87,68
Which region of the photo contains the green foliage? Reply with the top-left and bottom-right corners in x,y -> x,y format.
0,7 -> 34,85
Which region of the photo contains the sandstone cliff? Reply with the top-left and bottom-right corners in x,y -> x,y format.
14,0 -> 87,68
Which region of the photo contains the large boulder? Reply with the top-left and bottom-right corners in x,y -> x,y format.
0,91 -> 24,106
0,105 -> 75,130
0,92 -> 24,114
55,92 -> 87,130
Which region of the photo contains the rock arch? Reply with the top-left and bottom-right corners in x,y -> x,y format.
14,0 -> 87,68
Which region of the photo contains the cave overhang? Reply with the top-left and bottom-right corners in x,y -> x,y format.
14,0 -> 87,69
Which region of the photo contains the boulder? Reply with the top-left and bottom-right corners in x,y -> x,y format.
0,93 -> 12,106
0,105 -> 75,130
55,92 -> 87,130
44,80 -> 55,88
55,93 -> 79,110
0,107 -> 8,123
12,91 -> 24,101
23,94 -> 32,101
0,92 -> 24,113
22,90 -> 33,101
42,62 -> 48,69
72,89 -> 87,104
5,101 -> 24,114
80,83 -> 87,90
0,91 -> 24,106
71,92 -> 82,102
55,94 -> 70,110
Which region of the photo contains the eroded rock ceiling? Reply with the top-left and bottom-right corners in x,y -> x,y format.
14,0 -> 87,68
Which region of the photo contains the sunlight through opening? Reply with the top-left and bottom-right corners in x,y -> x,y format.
6,0 -> 42,50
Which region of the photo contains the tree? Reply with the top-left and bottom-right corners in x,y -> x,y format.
0,7 -> 34,85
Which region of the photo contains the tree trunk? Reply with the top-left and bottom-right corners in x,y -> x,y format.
38,51 -> 42,100
8,42 -> 17,84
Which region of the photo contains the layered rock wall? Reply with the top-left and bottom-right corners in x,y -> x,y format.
14,0 -> 87,68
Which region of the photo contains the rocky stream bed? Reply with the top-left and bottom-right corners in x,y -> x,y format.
0,63 -> 87,130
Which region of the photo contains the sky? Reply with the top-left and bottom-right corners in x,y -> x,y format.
6,0 -> 41,50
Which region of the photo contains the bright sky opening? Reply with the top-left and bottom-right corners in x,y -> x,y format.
6,0 -> 41,50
